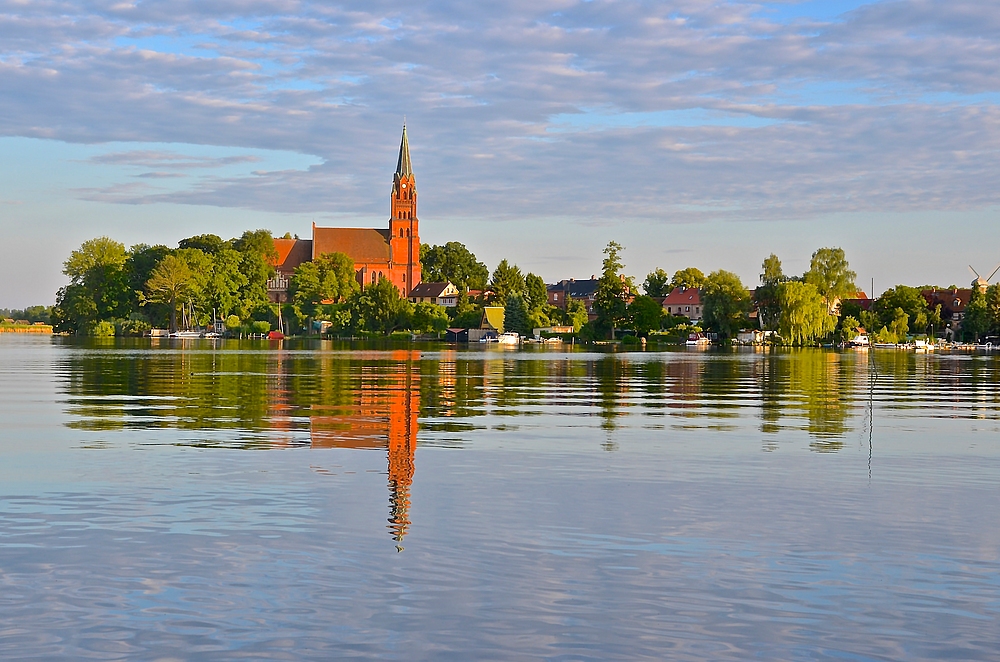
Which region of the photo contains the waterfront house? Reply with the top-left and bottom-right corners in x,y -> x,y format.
409,282 -> 459,306
467,306 -> 504,342
922,287 -> 972,339
661,287 -> 703,321
547,278 -> 599,316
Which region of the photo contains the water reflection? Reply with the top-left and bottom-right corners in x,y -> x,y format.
60,341 -> 1000,445
58,341 -> 1000,545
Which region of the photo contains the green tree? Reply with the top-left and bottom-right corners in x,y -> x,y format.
964,287 -> 989,342
642,268 -> 671,297
349,279 -> 413,335
203,247 -> 249,319
565,298 -> 589,332
670,267 -> 706,291
55,237 -> 131,332
804,247 -> 857,308
232,229 -> 278,317
628,295 -> 664,336
524,273 -> 548,311
702,270 -> 750,339
489,259 -> 525,303
761,254 -> 784,286
527,306 -> 551,332
125,244 -> 172,314
841,315 -> 861,338
63,237 -> 128,282
754,254 -> 784,331
503,293 -> 530,336
420,242 -> 489,290
592,241 -> 633,340
985,284 -> 1000,334
777,281 -> 836,345
290,251 -> 358,320
179,234 -> 227,254
411,302 -> 450,334
870,285 -> 930,335
889,307 -> 910,342
144,255 -> 196,332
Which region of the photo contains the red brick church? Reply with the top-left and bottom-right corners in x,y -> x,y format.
269,125 -> 422,300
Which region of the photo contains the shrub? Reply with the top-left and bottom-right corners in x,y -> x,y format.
115,318 -> 151,337
249,320 -> 270,335
89,320 -> 116,337
225,315 -> 241,330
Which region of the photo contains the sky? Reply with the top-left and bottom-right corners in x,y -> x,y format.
1,0 -> 999,307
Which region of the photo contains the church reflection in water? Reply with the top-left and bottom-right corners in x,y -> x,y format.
303,351 -> 419,549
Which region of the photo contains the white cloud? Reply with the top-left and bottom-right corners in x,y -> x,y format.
2,0 -> 1000,304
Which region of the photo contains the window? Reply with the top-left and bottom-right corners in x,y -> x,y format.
372,272 -> 376,283
685,306 -> 690,312
400,228 -> 404,237
553,293 -> 559,301
403,274 -> 406,282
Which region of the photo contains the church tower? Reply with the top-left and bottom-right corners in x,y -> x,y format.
389,124 -> 421,296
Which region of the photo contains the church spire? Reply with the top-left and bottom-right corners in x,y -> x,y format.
395,123 -> 413,177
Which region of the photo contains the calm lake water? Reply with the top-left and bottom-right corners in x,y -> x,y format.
2,336 -> 999,660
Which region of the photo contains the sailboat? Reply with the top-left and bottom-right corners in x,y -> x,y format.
170,300 -> 205,338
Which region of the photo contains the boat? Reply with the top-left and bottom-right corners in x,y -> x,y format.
913,339 -> 934,351
848,334 -> 870,348
268,331 -> 285,340
497,332 -> 520,345
686,333 -> 710,346
872,343 -> 898,349
168,330 -> 203,339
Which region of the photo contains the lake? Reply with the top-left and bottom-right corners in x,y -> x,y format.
1,336 -> 999,660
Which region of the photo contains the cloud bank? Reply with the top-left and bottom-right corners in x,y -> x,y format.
1,0 -> 999,223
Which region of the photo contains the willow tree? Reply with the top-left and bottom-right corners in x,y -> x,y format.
145,255 -> 196,332
804,247 -> 856,311
777,281 -> 836,345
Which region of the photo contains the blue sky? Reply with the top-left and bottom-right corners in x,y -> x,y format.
1,0 -> 999,306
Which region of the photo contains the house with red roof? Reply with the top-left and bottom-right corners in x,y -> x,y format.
660,286 -> 703,322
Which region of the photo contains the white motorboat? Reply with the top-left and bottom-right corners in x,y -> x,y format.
169,330 -> 203,339
685,333 -> 710,346
497,332 -> 520,345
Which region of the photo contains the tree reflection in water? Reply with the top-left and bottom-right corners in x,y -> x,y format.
60,340 -> 1000,548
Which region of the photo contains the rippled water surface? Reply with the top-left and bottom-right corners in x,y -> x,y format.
2,336 -> 999,660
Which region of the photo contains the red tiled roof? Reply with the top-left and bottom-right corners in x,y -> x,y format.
922,288 -> 971,313
661,286 -> 701,306
313,227 -> 391,264
272,238 -> 313,275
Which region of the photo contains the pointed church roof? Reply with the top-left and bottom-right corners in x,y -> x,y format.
395,124 -> 412,177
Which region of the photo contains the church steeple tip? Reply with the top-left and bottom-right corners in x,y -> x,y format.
395,123 -> 413,177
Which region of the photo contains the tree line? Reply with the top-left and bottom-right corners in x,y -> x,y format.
48,232 -> 1000,342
